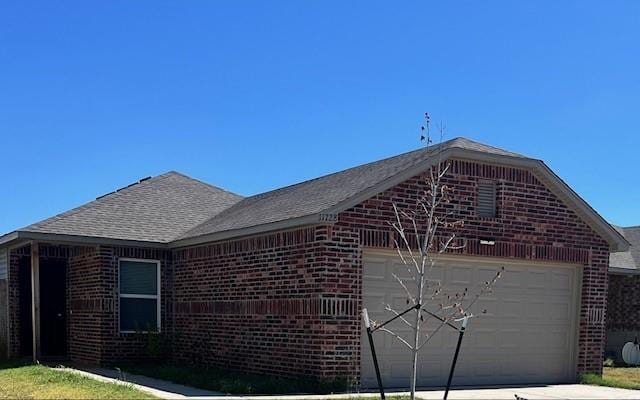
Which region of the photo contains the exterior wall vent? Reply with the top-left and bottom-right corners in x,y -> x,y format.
477,181 -> 497,218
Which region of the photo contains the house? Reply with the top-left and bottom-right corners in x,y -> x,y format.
0,137 -> 629,388
607,225 -> 640,361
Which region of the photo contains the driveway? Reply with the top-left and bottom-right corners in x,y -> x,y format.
63,366 -> 640,400
413,384 -> 640,399
258,385 -> 638,400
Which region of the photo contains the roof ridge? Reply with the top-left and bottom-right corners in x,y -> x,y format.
178,138 -> 477,241
162,171 -> 244,199
26,173 -> 173,230
241,141 -> 453,202
445,136 -> 530,159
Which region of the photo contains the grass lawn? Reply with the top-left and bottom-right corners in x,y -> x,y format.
122,363 -> 350,395
581,367 -> 640,390
0,360 -> 155,399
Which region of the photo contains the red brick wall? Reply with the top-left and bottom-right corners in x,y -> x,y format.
336,158 -> 610,377
8,248 -> 25,358
69,245 -> 173,364
170,158 -> 610,380
5,157 -> 611,380
607,274 -> 640,331
605,274 -> 640,360
8,244 -> 172,364
67,246 -> 107,363
171,227 -> 360,378
0,279 -> 7,359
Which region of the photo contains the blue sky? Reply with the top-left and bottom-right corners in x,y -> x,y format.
1,1 -> 639,233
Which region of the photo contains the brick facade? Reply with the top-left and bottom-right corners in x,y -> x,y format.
605,274 -> 640,360
8,244 -> 172,364
336,159 -> 610,376
607,274 -> 640,332
0,279 -> 7,359
172,226 -> 360,378
6,157 -> 611,381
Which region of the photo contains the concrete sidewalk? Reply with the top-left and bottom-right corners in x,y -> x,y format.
61,366 -> 640,400
61,366 -> 223,399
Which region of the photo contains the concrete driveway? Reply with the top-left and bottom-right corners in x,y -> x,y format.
214,385 -> 640,400
63,366 -> 640,400
413,384 -> 640,399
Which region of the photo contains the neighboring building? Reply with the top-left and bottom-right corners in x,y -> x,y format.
0,138 -> 628,388
607,225 -> 640,361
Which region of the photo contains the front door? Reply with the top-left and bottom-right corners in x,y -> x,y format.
40,259 -> 67,357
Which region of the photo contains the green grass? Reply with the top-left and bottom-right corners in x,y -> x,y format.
122,363 -> 350,395
0,360 -> 155,399
581,366 -> 640,390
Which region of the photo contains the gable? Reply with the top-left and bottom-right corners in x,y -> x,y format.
339,157 -> 611,254
324,151 -> 627,253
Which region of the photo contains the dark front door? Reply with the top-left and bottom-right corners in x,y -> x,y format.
40,259 -> 67,357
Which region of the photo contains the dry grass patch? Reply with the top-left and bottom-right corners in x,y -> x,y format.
0,360 -> 155,399
581,366 -> 640,390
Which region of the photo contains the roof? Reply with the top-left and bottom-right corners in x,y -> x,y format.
2,172 -> 242,244
0,137 -> 629,252
610,226 -> 640,274
178,138 -> 525,241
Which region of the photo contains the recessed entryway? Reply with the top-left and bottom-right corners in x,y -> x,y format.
17,255 -> 67,359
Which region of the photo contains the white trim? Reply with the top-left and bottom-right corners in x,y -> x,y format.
169,214 -> 321,249
118,258 -> 161,334
120,294 -> 158,300
0,231 -> 166,249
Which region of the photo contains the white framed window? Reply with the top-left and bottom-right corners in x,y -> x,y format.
118,258 -> 161,333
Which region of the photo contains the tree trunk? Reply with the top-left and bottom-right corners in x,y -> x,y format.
410,273 -> 424,400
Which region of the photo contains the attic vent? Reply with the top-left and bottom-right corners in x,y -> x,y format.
477,181 -> 497,218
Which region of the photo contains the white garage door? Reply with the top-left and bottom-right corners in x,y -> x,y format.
361,251 -> 580,388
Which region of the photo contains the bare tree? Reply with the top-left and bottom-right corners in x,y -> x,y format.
367,114 -> 503,400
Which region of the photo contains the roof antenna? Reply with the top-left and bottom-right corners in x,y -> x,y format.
420,112 -> 432,146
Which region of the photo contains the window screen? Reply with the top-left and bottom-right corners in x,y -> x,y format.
119,260 -> 159,332
477,182 -> 497,218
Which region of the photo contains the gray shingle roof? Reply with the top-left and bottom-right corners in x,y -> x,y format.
20,171 -> 243,243
5,136 -> 626,252
610,226 -> 640,272
178,137 -> 526,240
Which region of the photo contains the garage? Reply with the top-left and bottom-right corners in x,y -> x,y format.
361,250 -> 581,388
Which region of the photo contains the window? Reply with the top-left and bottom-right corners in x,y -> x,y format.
119,259 -> 160,332
477,181 -> 497,218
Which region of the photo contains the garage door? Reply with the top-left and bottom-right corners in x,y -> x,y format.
361,251 -> 580,388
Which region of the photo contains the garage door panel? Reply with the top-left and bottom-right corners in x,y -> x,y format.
472,328 -> 498,348
551,271 -> 571,290
527,270 -> 547,289
364,258 -> 387,280
362,253 -> 579,388
527,300 -> 546,319
450,266 -> 473,284
550,301 -> 570,320
498,298 -> 523,318
391,262 -> 417,280
500,269 -> 524,288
